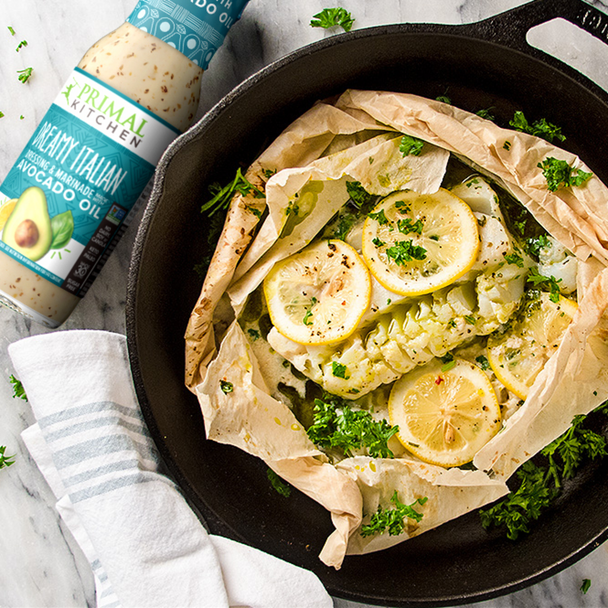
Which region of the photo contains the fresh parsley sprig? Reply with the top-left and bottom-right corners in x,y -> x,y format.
360,490 -> 428,537
399,135 -> 424,157
201,168 -> 265,216
386,240 -> 427,265
310,7 -> 355,32
345,181 -> 375,209
0,446 -> 15,470
509,111 -> 565,143
9,375 -> 27,401
538,157 -> 593,192
307,393 -> 399,459
526,268 -> 562,303
479,408 -> 608,540
17,67 -> 33,84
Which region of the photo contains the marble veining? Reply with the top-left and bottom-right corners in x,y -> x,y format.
1,0 -> 608,606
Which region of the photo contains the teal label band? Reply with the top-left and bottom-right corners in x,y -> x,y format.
127,0 -> 250,69
0,69 -> 179,296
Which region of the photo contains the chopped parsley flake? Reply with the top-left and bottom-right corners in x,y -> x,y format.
526,268 -> 562,302
360,491 -> 427,537
386,240 -> 427,265
581,579 -> 591,594
247,328 -> 261,341
538,157 -> 593,192
503,141 -> 511,151
220,380 -> 234,394
9,375 -> 27,400
503,252 -> 524,268
0,446 -> 15,471
16,40 -> 27,52
310,7 -> 355,32
372,237 -> 385,247
475,355 -> 490,370
331,361 -> 349,379
201,168 -> 265,216
17,67 -> 33,83
509,111 -> 566,143
436,95 -> 451,104
397,217 -> 424,235
346,180 -> 375,209
303,297 -> 318,325
476,108 -> 495,121
464,315 -> 476,325
399,135 -> 424,157
367,208 -> 389,225
8,26 -> 15,36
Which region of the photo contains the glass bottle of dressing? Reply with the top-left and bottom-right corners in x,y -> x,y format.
0,0 -> 250,327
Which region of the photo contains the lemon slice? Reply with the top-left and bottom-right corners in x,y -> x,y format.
388,358 -> 501,467
264,239 -> 371,345
0,199 -> 17,231
361,189 -> 480,296
487,292 -> 578,400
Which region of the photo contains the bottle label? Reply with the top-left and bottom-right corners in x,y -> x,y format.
127,0 -> 250,69
0,67 -> 180,297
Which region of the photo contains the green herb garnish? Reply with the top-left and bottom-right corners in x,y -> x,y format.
310,7 -> 355,32
372,237 -> 385,247
386,240 -> 427,265
503,141 -> 511,151
220,380 -> 234,394
526,268 -> 562,302
524,234 -> 551,258
503,252 -> 524,268
8,26 -> 15,36
307,393 -> 399,459
331,361 -> 349,379
247,328 -> 261,341
17,67 -> 33,83
537,157 -> 593,192
346,181 -> 375,209
399,135 -> 424,157
9,375 -> 27,400
16,40 -> 27,52
581,579 -> 591,594
509,111 -> 565,143
480,409 -> 608,539
436,95 -> 451,104
0,446 -> 15,470
397,217 -> 424,235
475,355 -> 490,370
476,108 -> 495,121
267,468 -> 292,497
367,208 -> 389,225
201,168 -> 265,216
360,491 -> 427,537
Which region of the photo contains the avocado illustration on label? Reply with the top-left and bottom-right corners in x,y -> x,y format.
2,187 -> 53,261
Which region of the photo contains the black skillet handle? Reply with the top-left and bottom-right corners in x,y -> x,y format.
465,0 -> 608,55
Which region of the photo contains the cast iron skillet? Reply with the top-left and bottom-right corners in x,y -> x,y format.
126,0 -> 608,605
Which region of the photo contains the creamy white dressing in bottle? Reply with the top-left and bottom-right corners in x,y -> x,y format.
0,0 -> 250,327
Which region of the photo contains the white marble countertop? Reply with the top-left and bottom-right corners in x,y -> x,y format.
2,0 -> 608,606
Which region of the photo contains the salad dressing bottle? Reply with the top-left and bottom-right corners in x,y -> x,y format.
0,0 -> 250,327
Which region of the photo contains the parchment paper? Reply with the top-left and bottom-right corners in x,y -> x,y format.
185,90 -> 608,569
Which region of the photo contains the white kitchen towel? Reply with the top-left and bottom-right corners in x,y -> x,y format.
9,329 -> 333,608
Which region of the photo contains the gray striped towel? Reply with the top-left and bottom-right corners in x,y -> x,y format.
10,330 -> 332,608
